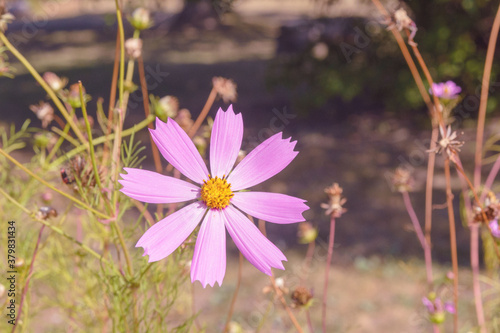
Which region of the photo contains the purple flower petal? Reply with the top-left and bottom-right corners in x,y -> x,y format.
490,219 -> 500,238
150,118 -> 209,184
210,105 -> 243,178
227,133 -> 298,191
191,210 -> 226,287
444,301 -> 456,314
119,168 -> 200,203
232,191 -> 308,224
422,297 -> 434,313
222,205 -> 286,275
136,202 -> 206,262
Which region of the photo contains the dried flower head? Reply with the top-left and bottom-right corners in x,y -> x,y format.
0,10 -> 14,32
391,8 -> 417,42
30,101 -> 54,128
36,206 -> 58,220
175,108 -> 194,132
61,156 -> 102,189
321,183 -> 347,218
43,72 -> 68,92
130,8 -> 152,31
428,126 -> 464,159
391,167 -> 414,192
473,192 -> 500,223
297,222 -> 318,244
291,286 -> 313,308
125,38 -> 143,59
212,77 -> 237,103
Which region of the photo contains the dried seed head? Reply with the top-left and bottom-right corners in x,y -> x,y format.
30,102 -> 54,128
391,167 -> 414,192
43,72 -> 68,92
428,126 -> 464,159
291,286 -> 313,308
212,77 -> 237,103
36,206 -> 58,220
130,8 -> 152,31
394,9 -> 414,31
473,192 -> 499,223
321,183 -> 347,218
125,38 -> 143,59
297,222 -> 318,244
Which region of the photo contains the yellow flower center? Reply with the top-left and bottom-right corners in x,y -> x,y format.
200,176 -> 233,210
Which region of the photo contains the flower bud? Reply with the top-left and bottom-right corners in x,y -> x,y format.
43,72 -> 68,92
30,102 -> 54,128
125,38 -> 143,59
297,222 -> 317,244
175,108 -> 194,132
129,8 -> 152,31
212,77 -> 237,103
154,95 -> 179,121
291,286 -> 313,308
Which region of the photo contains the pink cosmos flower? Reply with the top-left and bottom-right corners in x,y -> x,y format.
429,81 -> 462,99
119,105 -> 308,287
490,219 -> 500,239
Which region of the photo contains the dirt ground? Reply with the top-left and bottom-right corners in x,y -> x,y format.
1,0 -> 498,331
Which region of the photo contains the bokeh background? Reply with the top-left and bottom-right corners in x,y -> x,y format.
1,0 -> 500,331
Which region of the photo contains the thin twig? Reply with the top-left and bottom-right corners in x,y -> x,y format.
11,225 -> 45,333
322,215 -> 335,333
474,3 -> 500,188
444,158 -> 459,333
258,220 -> 304,333
223,252 -> 243,333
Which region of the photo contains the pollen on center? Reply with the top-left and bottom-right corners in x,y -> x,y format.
200,175 -> 233,210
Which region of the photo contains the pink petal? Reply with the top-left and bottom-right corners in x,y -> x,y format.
191,210 -> 226,287
227,133 -> 298,191
232,191 -> 308,224
210,105 -> 243,178
119,167 -> 200,203
136,202 -> 206,262
150,118 -> 209,184
222,205 -> 286,275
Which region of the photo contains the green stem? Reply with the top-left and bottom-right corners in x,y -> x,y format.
50,115 -> 155,168
46,108 -> 75,164
0,32 -> 87,144
0,147 -> 112,220
0,187 -> 107,263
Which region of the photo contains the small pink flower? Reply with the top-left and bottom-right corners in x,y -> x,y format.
429,81 -> 462,99
490,219 -> 500,239
119,105 -> 308,287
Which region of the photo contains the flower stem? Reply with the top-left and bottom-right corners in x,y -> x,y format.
322,215 -> 335,333
0,187 -> 108,263
0,32 -> 87,144
474,2 -> 500,189
444,158 -> 459,333
188,87 -> 218,138
0,148 -> 112,220
223,252 -> 243,333
50,114 -> 155,168
138,53 -> 164,217
258,220 -> 304,333
11,225 -> 45,333
470,224 -> 487,333
401,191 -> 434,287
